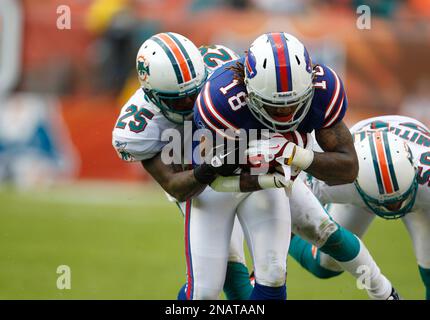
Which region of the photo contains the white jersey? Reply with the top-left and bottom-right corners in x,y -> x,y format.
308,115 -> 430,213
112,89 -> 181,162
112,45 -> 240,163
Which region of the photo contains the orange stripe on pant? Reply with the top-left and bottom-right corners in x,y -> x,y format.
157,33 -> 192,82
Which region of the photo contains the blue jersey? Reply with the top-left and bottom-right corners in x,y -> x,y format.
193,57 -> 348,136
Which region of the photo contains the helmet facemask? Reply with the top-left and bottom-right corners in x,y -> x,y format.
355,175 -> 418,219
144,78 -> 205,124
354,132 -> 419,220
246,84 -> 314,132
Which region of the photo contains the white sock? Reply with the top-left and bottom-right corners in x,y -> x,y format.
334,239 -> 392,300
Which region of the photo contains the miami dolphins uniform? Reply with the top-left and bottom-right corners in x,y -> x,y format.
112,45 -> 254,300
293,115 -> 430,299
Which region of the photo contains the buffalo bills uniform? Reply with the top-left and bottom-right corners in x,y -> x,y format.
194,57 -> 347,136
193,57 -> 396,299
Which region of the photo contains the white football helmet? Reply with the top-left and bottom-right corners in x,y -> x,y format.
244,32 -> 314,132
136,32 -> 207,123
354,131 -> 418,219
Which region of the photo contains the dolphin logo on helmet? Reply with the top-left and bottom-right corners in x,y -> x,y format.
137,55 -> 150,82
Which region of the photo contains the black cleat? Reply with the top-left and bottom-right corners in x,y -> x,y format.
386,287 -> 402,300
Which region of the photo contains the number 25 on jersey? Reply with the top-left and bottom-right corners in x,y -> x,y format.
115,105 -> 154,133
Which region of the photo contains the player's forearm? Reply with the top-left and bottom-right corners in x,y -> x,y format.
164,170 -> 207,201
311,121 -> 359,185
239,172 -> 262,192
141,156 -> 207,202
306,151 -> 358,185
210,171 -> 287,193
211,172 -> 262,193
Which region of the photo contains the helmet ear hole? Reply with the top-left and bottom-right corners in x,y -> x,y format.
263,58 -> 267,69
295,55 -> 300,65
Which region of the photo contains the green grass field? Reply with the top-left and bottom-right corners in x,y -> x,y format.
0,181 -> 424,299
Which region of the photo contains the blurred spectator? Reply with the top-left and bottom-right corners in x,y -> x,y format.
408,0 -> 430,18
352,0 -> 402,18
86,0 -> 159,94
190,0 -> 252,11
250,0 -> 311,13
400,78 -> 430,126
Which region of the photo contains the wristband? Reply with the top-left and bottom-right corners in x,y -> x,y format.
257,174 -> 284,189
210,173 -> 287,192
210,175 -> 241,192
290,146 -> 314,170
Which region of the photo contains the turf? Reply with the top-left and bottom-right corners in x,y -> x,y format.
0,182 -> 424,299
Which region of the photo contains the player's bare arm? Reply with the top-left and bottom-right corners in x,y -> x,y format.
142,145 -> 241,201
310,120 -> 358,185
238,172 -> 261,192
141,154 -> 206,202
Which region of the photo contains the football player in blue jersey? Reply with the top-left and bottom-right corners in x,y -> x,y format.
194,32 -> 400,299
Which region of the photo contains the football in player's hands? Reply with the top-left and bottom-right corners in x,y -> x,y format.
243,131 -> 308,172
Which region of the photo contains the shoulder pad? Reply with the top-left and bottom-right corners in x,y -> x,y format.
112,89 -> 173,161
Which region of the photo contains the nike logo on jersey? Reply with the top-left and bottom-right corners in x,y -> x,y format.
211,149 -> 235,167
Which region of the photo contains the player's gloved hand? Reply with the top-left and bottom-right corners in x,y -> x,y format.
193,144 -> 241,184
246,132 -> 314,171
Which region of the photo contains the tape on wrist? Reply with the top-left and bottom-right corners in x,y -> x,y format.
257,174 -> 280,189
291,146 -> 314,170
210,175 -> 240,192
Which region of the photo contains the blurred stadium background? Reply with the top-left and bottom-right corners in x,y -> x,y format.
0,0 -> 429,299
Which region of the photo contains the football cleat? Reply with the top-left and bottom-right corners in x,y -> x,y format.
249,271 -> 255,287
386,287 -> 402,300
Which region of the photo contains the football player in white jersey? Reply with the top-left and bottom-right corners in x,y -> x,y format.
113,32 -> 257,299
289,115 -> 430,299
